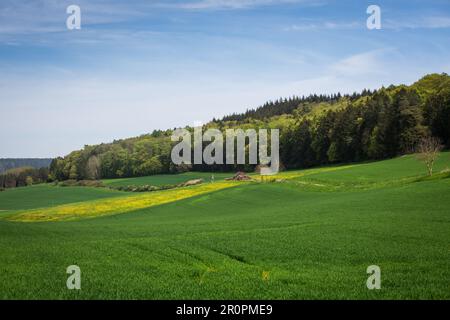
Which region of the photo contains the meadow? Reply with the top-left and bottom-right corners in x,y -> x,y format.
0,153 -> 449,299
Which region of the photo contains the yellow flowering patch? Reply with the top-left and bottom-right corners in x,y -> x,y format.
7,182 -> 237,222
253,164 -> 359,181
261,271 -> 270,281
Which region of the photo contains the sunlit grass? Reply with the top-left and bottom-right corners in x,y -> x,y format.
252,164 -> 359,181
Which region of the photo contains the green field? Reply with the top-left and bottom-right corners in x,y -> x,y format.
0,153 -> 449,299
0,184 -> 123,211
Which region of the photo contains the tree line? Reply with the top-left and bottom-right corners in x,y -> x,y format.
219,90 -> 374,122
0,167 -> 49,190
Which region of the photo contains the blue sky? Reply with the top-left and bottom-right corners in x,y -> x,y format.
1,0 -> 450,157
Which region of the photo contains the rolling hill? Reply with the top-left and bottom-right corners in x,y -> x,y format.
0,153 -> 448,299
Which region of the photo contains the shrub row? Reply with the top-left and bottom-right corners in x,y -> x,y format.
113,184 -> 178,192
58,180 -> 105,188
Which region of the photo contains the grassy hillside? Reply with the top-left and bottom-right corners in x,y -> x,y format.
295,152 -> 450,189
0,154 -> 449,299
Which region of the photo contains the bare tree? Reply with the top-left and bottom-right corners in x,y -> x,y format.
86,155 -> 101,180
416,136 -> 443,176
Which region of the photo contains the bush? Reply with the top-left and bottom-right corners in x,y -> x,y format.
78,180 -> 105,187
58,179 -> 76,187
112,184 -> 177,192
58,180 -> 105,188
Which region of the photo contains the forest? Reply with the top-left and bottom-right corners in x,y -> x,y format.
3,73 -> 448,188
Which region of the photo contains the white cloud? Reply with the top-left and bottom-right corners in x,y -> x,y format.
285,20 -> 360,31
385,15 -> 450,30
278,49 -> 404,96
0,0 -> 146,36
162,0 -> 313,10
331,50 -> 389,77
423,16 -> 450,29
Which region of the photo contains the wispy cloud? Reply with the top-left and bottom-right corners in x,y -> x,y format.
0,0 -> 146,36
284,20 -> 361,31
279,49 -> 397,96
160,0 -> 314,10
385,15 -> 450,30
424,16 -> 450,29
331,50 -> 390,77
0,0 -> 315,37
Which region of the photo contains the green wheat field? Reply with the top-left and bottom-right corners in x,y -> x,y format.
0,153 -> 449,299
